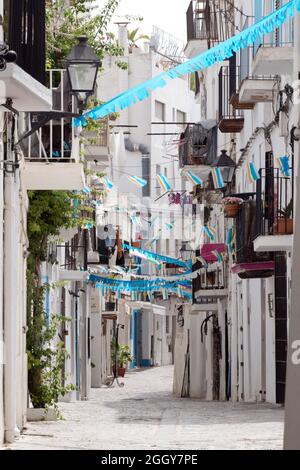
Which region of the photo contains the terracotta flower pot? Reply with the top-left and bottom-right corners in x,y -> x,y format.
118,367 -> 126,378
274,218 -> 293,235
224,203 -> 240,218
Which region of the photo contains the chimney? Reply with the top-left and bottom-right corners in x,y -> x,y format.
117,22 -> 129,56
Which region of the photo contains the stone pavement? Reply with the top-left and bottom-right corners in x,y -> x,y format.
6,366 -> 284,450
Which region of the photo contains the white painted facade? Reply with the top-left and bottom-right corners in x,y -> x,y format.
95,25 -> 200,374
173,0 -> 295,404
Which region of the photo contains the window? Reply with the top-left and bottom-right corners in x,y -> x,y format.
166,316 -> 170,334
177,110 -> 186,127
155,100 -> 165,121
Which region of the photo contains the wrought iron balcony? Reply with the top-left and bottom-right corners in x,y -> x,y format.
256,168 -> 294,238
178,122 -> 217,174
218,65 -> 244,133
233,199 -> 274,279
252,8 -> 294,75
193,258 -> 228,305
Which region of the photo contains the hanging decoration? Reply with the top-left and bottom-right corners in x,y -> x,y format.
165,221 -> 175,231
74,1 -> 299,127
130,215 -> 143,227
156,173 -> 172,192
82,185 -> 91,194
211,168 -> 225,189
103,176 -> 114,191
123,243 -> 191,268
186,170 -> 203,187
277,155 -> 291,177
203,225 -> 216,242
246,162 -> 260,183
226,225 -> 235,246
128,175 -> 148,187
212,250 -> 225,263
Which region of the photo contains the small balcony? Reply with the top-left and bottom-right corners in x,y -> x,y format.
254,168 -> 294,253
252,20 -> 294,76
239,76 -> 279,105
185,0 -> 218,58
218,66 -> 244,133
232,199 -> 274,279
179,122 -> 217,179
193,258 -> 228,307
21,69 -> 85,191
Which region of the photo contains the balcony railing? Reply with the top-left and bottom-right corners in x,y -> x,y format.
253,9 -> 293,57
84,120 -> 109,148
179,123 -> 217,168
256,168 -> 294,237
186,1 -> 234,45
235,200 -> 273,265
20,69 -> 77,161
218,65 -> 244,133
187,1 -> 218,43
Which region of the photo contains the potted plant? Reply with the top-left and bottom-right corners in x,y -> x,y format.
111,341 -> 133,378
275,200 -> 293,234
221,197 -> 244,218
117,344 -> 134,377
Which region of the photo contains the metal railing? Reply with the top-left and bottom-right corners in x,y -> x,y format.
48,236 -> 88,272
253,3 -> 294,57
256,168 -> 294,237
84,119 -> 109,148
218,65 -> 243,120
21,69 -> 77,161
179,124 -> 211,168
193,264 -> 226,292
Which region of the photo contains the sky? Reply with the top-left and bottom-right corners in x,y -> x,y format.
97,0 -> 191,43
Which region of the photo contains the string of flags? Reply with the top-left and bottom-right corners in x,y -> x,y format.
247,162 -> 260,184
74,1 -> 298,126
128,175 -> 148,187
103,176 -> 114,191
122,243 -> 191,268
277,155 -> 291,177
211,168 -> 225,189
156,173 -> 172,192
203,225 -> 216,242
186,170 -> 203,187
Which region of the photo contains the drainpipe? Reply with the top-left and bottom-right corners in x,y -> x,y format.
4,114 -> 20,443
284,7 -> 300,450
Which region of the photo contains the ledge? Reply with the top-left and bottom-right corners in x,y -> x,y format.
0,63 -> 52,111
254,235 -> 293,252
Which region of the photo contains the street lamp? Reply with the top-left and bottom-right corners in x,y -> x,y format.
214,150 -> 236,185
66,36 -> 101,112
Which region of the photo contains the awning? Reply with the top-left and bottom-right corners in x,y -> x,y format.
201,243 -> 226,263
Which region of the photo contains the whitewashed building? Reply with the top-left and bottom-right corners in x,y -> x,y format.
173,0 -> 295,404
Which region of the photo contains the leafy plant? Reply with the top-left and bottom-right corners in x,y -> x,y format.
27,279 -> 75,414
46,0 -> 124,69
279,199 -> 293,218
128,28 -> 150,48
111,340 -> 133,368
221,197 -> 244,205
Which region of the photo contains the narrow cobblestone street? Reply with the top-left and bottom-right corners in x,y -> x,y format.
6,366 -> 284,450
